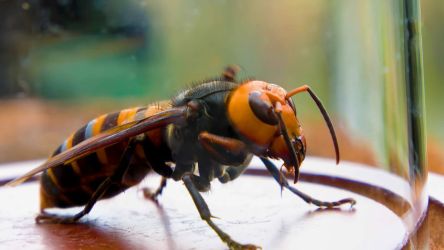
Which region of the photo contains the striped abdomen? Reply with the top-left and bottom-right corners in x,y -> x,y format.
40,102 -> 173,210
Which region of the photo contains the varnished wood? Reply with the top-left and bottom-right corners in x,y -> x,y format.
0,162 -> 410,250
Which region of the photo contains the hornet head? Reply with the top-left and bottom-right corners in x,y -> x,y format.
227,81 -> 339,183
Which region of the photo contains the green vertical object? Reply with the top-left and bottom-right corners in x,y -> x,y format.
402,0 -> 427,178
400,1 -> 428,247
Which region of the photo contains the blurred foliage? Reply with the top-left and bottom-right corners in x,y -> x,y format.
1,0 -> 332,112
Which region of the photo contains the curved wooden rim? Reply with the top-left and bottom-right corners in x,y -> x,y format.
0,157 -> 430,248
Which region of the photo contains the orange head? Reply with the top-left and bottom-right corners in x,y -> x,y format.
226,81 -> 339,183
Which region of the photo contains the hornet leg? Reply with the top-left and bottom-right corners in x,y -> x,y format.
198,131 -> 252,183
260,157 -> 356,208
222,65 -> 241,82
36,138 -> 139,224
218,164 -> 250,183
142,177 -> 167,202
182,175 -> 259,250
198,131 -> 250,166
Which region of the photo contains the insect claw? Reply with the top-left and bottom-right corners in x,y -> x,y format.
279,165 -> 284,181
211,215 -> 221,220
293,170 -> 299,184
349,198 -> 357,208
279,165 -> 288,196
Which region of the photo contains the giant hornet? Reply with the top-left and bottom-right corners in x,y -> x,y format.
6,66 -> 355,249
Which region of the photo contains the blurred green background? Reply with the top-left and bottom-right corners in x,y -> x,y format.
5,0 -> 334,100
0,0 -> 441,174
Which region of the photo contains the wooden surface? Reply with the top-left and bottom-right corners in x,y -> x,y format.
0,173 -> 407,250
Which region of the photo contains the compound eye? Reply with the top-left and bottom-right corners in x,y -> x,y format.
248,91 -> 279,125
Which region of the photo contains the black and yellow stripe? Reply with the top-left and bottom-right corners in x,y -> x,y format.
39,104 -> 172,210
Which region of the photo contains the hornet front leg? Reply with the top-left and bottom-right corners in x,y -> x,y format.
198,131 -> 252,183
260,157 -> 356,208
